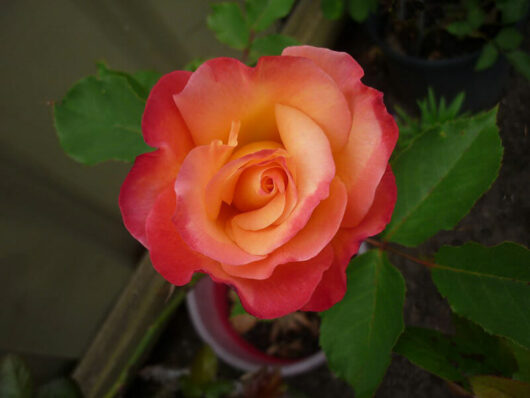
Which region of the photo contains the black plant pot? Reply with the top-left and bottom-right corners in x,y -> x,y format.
366,18 -> 511,112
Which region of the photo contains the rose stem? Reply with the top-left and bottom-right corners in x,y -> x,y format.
364,238 -> 438,269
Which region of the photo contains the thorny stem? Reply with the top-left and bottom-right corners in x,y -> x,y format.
365,238 -> 438,269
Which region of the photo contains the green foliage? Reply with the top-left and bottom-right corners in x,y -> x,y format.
506,50 -> 530,81
508,342 -> 530,383
183,57 -> 208,72
385,108 -> 502,246
347,0 -> 377,23
181,345 -> 233,398
230,294 -> 248,318
0,355 -> 81,398
475,43 -> 499,71
470,375 -> 530,397
54,64 -> 153,165
207,2 -> 250,50
36,379 -> 82,398
394,323 -> 516,385
497,0 -> 530,24
249,34 -> 300,63
320,250 -> 405,398
395,88 -> 466,155
132,70 -> 162,94
321,0 -> 345,20
206,0 -> 297,62
495,28 -> 523,51
245,0 -> 296,32
0,355 -> 33,398
446,0 -> 485,37
432,242 -> 530,349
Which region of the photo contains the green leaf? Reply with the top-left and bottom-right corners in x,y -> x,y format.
249,34 -> 300,63
394,327 -> 469,382
183,57 -> 208,72
470,375 -> 530,398
432,242 -> 530,349
0,355 -> 33,398
384,109 -> 502,246
96,62 -> 151,100
395,322 -> 516,384
320,250 -> 405,398
506,50 -> 530,81
36,378 -> 82,398
446,92 -> 466,119
207,2 -> 250,50
347,0 -> 375,22
132,70 -> 162,95
230,294 -> 248,318
466,3 -> 485,29
321,0 -> 345,20
54,70 -> 153,165
495,28 -> 523,51
245,0 -> 296,32
202,380 -> 234,398
496,0 -> 529,24
508,341 -> 530,382
475,43 -> 499,71
447,21 -> 474,37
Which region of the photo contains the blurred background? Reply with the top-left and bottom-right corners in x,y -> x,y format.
0,0 -> 241,383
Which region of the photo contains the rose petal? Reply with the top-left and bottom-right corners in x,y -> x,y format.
174,140 -> 266,265
173,56 -> 351,151
335,85 -> 398,227
146,186 -> 217,285
232,191 -> 286,231
222,177 -> 347,279
205,148 -> 289,220
120,71 -> 194,246
212,245 -> 335,319
119,148 -> 179,246
302,166 -> 397,311
227,104 -> 335,256
282,46 -> 363,100
143,71 -> 194,156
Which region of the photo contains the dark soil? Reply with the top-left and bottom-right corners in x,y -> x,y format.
238,312 -> 321,360
125,18 -> 529,398
377,0 -> 499,59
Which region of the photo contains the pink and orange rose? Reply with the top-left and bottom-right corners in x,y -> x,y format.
120,46 -> 398,318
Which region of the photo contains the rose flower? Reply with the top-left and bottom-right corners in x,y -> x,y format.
120,46 -> 398,319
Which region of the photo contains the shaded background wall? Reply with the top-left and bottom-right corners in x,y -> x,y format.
0,0 -> 238,381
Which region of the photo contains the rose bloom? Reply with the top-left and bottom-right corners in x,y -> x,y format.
120,46 -> 397,319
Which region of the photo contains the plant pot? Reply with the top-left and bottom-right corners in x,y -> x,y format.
186,278 -> 326,376
365,17 -> 511,111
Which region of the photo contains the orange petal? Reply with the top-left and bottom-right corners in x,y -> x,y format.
282,46 -> 364,100
335,85 -> 398,227
173,56 -> 351,151
227,104 -> 335,255
231,190 -> 286,231
222,177 -> 347,279
174,140 -> 266,265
